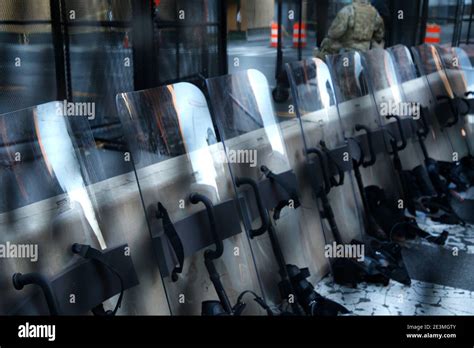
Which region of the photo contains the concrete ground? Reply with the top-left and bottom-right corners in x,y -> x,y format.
316,221 -> 474,316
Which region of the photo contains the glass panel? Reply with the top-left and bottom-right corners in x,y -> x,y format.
0,24 -> 56,113
179,25 -> 218,78
116,82 -> 264,315
226,0 -> 277,100
68,25 -> 134,133
0,102 -> 164,315
64,0 -> 134,180
0,0 -> 56,113
64,0 -> 132,21
155,27 -> 178,83
65,0 -> 134,181
206,69 -> 322,310
153,0 -> 221,84
427,0 -> 457,44
155,0 -> 218,25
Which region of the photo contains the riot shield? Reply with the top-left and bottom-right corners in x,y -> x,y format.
206,69 -> 349,315
362,48 -> 466,227
411,44 -> 467,159
326,51 -> 452,246
388,44 -> 454,162
286,57 -> 415,287
362,48 -> 422,170
116,83 -> 265,315
436,45 -> 474,157
0,102 -> 164,315
285,58 -> 364,245
325,51 -> 402,203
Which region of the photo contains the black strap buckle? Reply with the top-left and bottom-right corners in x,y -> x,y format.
72,243 -> 124,316
261,165 -> 301,220
320,141 -> 345,187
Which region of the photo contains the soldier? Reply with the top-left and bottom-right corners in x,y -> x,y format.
315,0 -> 385,59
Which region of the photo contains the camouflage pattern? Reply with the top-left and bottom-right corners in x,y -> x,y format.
315,0 -> 385,60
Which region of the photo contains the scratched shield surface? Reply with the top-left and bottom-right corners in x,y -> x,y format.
363,48 -> 425,171
326,51 -> 402,202
436,45 -> 474,157
412,44 -> 467,159
388,44 -> 455,163
286,58 -> 365,249
0,101 -> 168,315
206,69 -> 329,307
116,83 -> 265,315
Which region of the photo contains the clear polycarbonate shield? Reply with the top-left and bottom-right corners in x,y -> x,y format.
206,69 -> 322,308
388,45 -> 420,88
436,46 -> 474,97
116,83 -> 264,315
411,44 -> 454,100
436,46 -> 474,157
363,48 -> 423,170
362,48 -> 405,124
285,58 -> 365,245
285,58 -> 344,150
412,44 -> 466,159
326,52 -> 403,201
388,45 -> 454,162
325,52 -> 380,134
0,102 -> 163,315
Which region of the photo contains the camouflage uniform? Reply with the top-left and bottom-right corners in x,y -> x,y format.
315,0 -> 385,59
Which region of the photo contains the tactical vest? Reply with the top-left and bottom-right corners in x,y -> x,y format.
347,3 -> 378,42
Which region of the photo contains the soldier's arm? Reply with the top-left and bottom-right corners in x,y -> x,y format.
327,9 -> 349,40
373,13 -> 385,43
